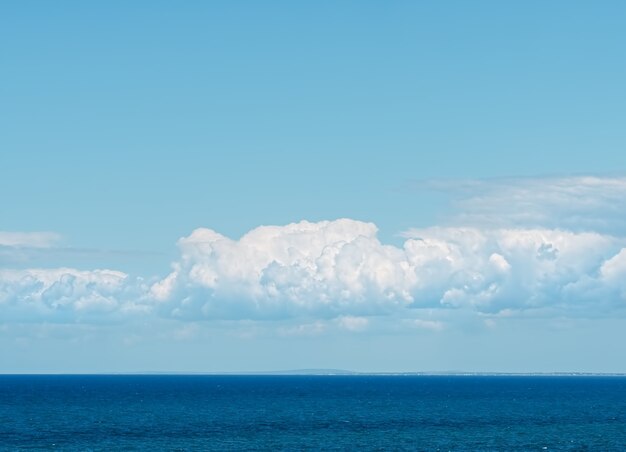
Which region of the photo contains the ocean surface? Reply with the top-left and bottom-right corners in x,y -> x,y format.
1,375 -> 626,451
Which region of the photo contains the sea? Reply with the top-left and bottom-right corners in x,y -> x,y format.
1,375 -> 625,450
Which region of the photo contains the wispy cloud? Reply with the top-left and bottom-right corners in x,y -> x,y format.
336,316 -> 369,332
407,318 -> 444,332
0,244 -> 164,267
0,231 -> 61,248
413,175 -> 626,234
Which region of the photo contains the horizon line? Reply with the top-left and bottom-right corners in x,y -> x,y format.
2,370 -> 626,377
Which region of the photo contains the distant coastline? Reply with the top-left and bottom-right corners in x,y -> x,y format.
3,370 -> 626,376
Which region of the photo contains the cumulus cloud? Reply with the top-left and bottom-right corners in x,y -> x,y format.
3,219 -> 626,324
149,219 -> 626,320
403,227 -> 626,313
0,268 -> 147,322
150,219 -> 416,320
4,176 -> 626,325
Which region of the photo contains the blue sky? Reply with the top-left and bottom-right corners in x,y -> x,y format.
2,1 -> 626,373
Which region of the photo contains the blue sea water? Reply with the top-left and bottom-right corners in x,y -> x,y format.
1,375 -> 626,450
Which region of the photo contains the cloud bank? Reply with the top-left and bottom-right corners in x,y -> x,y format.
2,176 -> 626,325
150,220 -> 626,320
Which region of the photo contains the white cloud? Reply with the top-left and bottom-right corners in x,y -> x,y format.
0,268 -> 147,321
336,315 -> 369,332
600,248 -> 626,282
150,219 -> 417,320
278,321 -> 326,336
409,227 -> 626,313
3,219 -> 626,324
408,318 -> 444,331
0,231 -> 61,248
4,176 -> 626,324
149,219 -> 626,320
420,176 -> 626,234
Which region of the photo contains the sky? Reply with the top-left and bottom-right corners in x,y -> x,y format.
1,1 -> 626,373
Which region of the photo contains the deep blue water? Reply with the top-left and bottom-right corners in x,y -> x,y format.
1,375 -> 626,450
